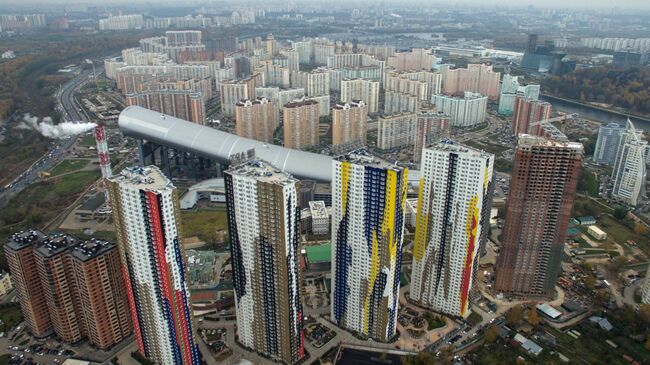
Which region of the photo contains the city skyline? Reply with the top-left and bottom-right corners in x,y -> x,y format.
0,2 -> 649,364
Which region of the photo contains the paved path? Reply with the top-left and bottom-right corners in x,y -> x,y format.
623,278 -> 644,308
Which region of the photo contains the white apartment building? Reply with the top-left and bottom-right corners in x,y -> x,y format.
410,142 -> 494,318
377,113 -> 416,150
309,201 -> 329,235
432,92 -> 487,127
0,272 -> 12,296
99,14 -> 144,30
642,265 -> 650,305
331,151 -> 408,342
292,40 -> 313,64
290,70 -> 330,97
220,81 -> 249,117
611,120 -> 648,207
384,90 -> 419,115
340,79 -> 380,113
107,166 -> 199,365
384,72 -> 429,101
224,160 -> 304,364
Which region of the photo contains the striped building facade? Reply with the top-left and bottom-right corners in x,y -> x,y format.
108,166 -> 200,365
331,151 -> 408,341
225,160 -> 304,364
410,142 -> 494,318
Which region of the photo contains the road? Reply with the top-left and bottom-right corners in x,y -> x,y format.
58,69 -> 93,123
0,70 -> 93,209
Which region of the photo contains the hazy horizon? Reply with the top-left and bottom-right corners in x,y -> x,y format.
1,0 -> 650,11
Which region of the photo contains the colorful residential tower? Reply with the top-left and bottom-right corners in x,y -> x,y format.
331,150 -> 408,341
108,166 -> 200,365
409,141 -> 494,317
224,159 -> 305,364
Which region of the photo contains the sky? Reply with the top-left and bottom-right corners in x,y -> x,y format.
0,0 -> 649,10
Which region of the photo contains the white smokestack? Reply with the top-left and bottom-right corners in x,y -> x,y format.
18,114 -> 97,139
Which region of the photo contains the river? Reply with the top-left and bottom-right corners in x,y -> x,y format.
541,95 -> 650,132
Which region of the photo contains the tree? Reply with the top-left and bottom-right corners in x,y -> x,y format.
613,206 -> 628,220
639,304 -> 650,324
401,351 -> 437,365
608,256 -> 628,273
577,168 -> 599,197
584,275 -> 596,290
528,307 -> 540,325
646,336 -> 650,351
634,223 -> 648,235
507,304 -> 524,325
485,325 -> 498,343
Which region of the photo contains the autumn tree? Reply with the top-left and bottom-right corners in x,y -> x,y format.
507,304 -> 524,325
639,304 -> 650,324
528,307 -> 541,326
608,256 -> 628,273
634,223 -> 648,235
485,325 -> 498,343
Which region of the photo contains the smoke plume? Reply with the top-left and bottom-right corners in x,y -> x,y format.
18,114 -> 97,139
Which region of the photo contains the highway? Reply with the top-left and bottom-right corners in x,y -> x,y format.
0,70 -> 93,208
58,69 -> 93,122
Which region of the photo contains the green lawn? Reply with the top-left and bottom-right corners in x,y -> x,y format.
598,215 -> 649,254
474,321 -> 648,365
467,311 -> 483,326
399,272 -> 409,286
180,210 -> 228,244
51,171 -> 100,195
0,354 -> 11,365
50,159 -> 89,176
0,170 -> 100,249
465,140 -> 508,156
494,158 -> 513,173
79,134 -> 97,146
547,321 -> 649,365
423,312 -> 445,330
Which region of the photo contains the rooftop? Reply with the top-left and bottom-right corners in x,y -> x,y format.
333,100 -> 366,110
418,110 -> 449,118
78,193 -> 106,213
428,140 -> 493,158
305,244 -> 331,263
6,230 -> 115,261
335,149 -> 403,171
35,233 -> 78,258
379,112 -> 416,120
5,230 -> 47,251
227,159 -> 296,185
538,122 -> 569,142
536,303 -> 562,319
235,97 -> 272,107
108,166 -> 173,191
309,201 -> 328,219
70,238 -> 115,262
284,99 -> 318,108
518,134 -> 584,152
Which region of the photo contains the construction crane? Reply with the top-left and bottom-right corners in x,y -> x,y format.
527,113 -> 578,134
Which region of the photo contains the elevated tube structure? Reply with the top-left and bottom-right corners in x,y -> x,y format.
119,106 -> 420,182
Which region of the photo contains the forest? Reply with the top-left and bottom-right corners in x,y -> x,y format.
542,66 -> 650,115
